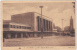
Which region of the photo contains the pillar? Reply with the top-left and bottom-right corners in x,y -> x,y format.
38,16 -> 40,31
47,20 -> 48,31
50,22 -> 51,31
15,33 -> 17,38
45,20 -> 46,31
34,33 -> 37,37
21,33 -> 23,38
48,21 -> 49,31
29,33 -> 31,37
26,33 -> 29,38
39,18 -> 41,31
43,19 -> 44,31
7,33 -> 11,38
46,20 -> 47,31
49,21 -> 51,31
51,22 -> 52,31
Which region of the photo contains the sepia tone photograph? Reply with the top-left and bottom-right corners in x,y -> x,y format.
2,1 -> 76,47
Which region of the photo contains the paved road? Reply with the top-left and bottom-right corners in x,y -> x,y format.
3,36 -> 75,46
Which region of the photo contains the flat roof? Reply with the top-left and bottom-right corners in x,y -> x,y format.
3,20 -> 31,27
9,22 -> 31,27
34,12 -> 53,21
11,12 -> 53,22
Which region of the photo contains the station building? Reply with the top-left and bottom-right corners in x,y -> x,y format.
3,12 -> 53,38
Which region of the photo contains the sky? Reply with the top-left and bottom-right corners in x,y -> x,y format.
3,2 -> 75,29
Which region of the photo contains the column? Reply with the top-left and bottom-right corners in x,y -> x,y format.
34,32 -> 37,37
21,33 -> 23,38
47,20 -> 48,31
46,20 -> 48,35
39,18 -> 41,31
43,19 -> 44,31
29,33 -> 33,37
26,33 -> 29,38
15,33 -> 17,38
7,33 -> 11,38
50,22 -> 51,31
48,21 -> 49,31
49,21 -> 50,31
45,20 -> 46,31
51,22 -> 52,31
38,16 -> 40,31
46,20 -> 47,35
50,22 -> 52,35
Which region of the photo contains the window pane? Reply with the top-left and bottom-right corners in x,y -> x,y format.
27,27 -> 31,29
3,25 -> 9,28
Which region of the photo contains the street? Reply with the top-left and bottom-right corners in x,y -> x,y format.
3,36 -> 75,46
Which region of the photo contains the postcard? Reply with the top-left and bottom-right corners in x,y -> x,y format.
1,1 -> 76,50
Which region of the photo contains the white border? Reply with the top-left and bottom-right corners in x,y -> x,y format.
0,1 -> 76,50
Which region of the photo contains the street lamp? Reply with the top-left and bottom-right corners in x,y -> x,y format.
51,19 -> 53,32
62,19 -> 64,35
39,6 -> 43,39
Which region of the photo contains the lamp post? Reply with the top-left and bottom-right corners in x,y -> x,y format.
62,19 -> 64,35
39,6 -> 43,39
51,19 -> 53,32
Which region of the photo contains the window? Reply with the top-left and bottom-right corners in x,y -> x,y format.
17,26 -> 19,28
20,26 -> 27,29
19,26 -> 21,28
10,25 -> 12,28
21,26 -> 24,29
10,25 -> 16,28
37,16 -> 40,31
3,24 -> 9,28
46,20 -> 48,31
10,24 -> 31,29
43,19 -> 45,31
26,27 -> 31,29
12,25 -> 15,28
49,21 -> 50,31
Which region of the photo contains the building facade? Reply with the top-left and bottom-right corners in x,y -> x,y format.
3,12 -> 53,39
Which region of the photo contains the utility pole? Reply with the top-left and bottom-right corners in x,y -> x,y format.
62,19 -> 64,35
39,6 -> 43,39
